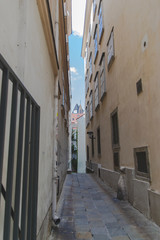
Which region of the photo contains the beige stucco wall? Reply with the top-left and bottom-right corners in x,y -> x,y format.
84,0 -> 160,194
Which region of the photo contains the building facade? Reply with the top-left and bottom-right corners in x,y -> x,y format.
71,104 -> 85,172
0,0 -> 71,239
77,115 -> 86,173
82,0 -> 160,226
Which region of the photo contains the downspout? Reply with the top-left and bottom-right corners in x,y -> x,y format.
52,0 -> 60,225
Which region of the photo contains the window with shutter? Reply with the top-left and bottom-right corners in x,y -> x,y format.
89,53 -> 92,81
94,25 -> 98,61
98,0 -> 104,43
89,91 -> 93,119
85,69 -> 89,96
86,101 -> 90,127
93,0 -> 97,20
94,72 -> 99,110
99,53 -> 106,100
107,28 -> 115,70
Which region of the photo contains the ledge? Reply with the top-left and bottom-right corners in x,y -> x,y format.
37,0 -> 59,76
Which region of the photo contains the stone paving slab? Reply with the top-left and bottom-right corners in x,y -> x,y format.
51,173 -> 160,240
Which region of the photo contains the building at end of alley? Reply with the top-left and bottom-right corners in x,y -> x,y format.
82,0 -> 160,227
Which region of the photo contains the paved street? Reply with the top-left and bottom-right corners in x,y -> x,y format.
51,173 -> 160,240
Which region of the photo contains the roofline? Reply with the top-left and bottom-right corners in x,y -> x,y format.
76,113 -> 85,120
81,0 -> 92,58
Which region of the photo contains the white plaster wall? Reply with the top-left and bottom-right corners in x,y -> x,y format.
77,116 -> 86,173
0,0 -> 57,237
57,97 -> 69,198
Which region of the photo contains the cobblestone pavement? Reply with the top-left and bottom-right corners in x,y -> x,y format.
51,173 -> 160,240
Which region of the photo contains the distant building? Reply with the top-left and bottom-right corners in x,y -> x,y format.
77,115 -> 86,173
71,104 -> 86,172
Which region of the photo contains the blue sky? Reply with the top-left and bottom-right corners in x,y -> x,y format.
69,0 -> 86,112
69,35 -> 85,112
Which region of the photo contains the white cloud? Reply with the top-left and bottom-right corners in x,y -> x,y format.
70,67 -> 77,74
72,0 -> 86,37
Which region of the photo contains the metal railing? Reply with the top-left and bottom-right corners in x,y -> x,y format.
0,54 -> 40,240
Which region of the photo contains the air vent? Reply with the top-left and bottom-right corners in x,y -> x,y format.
136,79 -> 143,95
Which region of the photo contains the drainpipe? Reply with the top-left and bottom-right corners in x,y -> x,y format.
52,0 -> 60,225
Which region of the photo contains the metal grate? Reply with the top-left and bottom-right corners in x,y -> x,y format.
134,147 -> 150,180
136,151 -> 148,173
0,54 -> 40,240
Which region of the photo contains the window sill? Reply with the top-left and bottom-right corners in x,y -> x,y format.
135,172 -> 150,182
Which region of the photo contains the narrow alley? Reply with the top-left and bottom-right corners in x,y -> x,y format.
51,173 -> 160,240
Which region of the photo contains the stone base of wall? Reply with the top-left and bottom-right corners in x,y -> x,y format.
149,189 -> 160,226
91,162 -> 98,176
133,179 -> 150,218
37,205 -> 52,240
100,168 -> 120,192
89,161 -> 160,227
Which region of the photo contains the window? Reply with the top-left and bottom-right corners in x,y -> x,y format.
87,145 -> 89,161
93,0 -> 97,20
86,101 -> 90,127
94,72 -> 99,110
136,79 -> 143,95
89,53 -> 92,81
107,28 -> 115,70
111,108 -> 120,171
86,41 -> 89,60
99,53 -> 106,100
94,25 -> 98,61
85,69 -> 89,96
97,127 -> 101,155
98,0 -> 104,43
89,91 -> 93,119
92,135 -> 94,157
111,109 -> 119,147
88,24 -> 91,46
134,147 -> 150,180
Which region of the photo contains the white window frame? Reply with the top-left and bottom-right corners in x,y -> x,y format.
94,24 -> 98,61
107,28 -> 115,70
89,91 -> 93,119
94,72 -> 99,110
99,53 -> 106,100
98,0 -> 104,44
